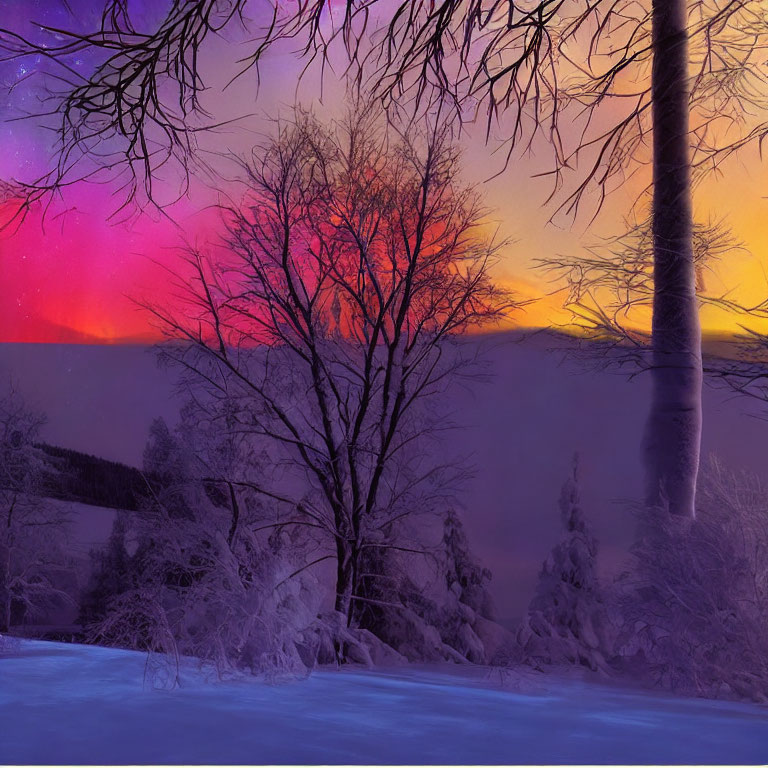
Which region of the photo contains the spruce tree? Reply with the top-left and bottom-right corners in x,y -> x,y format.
517,456 -> 610,672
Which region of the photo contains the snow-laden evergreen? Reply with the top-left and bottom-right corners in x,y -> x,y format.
353,509 -> 513,665
516,456 -> 611,672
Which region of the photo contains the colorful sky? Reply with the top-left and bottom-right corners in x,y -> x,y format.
1,0 -> 766,344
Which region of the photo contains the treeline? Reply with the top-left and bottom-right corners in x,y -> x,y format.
36,444 -> 146,511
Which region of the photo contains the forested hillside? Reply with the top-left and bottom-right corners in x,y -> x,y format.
36,444 -> 144,511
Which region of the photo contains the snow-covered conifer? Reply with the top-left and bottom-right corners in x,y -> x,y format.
354,508 -> 510,664
517,455 -> 610,672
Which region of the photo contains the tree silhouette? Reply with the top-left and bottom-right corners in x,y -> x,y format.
141,104 -> 513,626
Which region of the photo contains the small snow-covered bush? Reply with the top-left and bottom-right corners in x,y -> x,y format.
0,631 -> 21,655
92,586 -> 182,688
90,501 -> 325,682
87,414 -> 325,682
616,458 -> 768,702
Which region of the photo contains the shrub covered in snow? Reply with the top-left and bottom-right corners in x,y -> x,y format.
93,526 -> 324,683
87,413 -> 327,681
616,458 -> 768,702
0,389 -> 75,633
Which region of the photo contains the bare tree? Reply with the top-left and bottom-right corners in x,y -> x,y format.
5,2 -> 766,516
525,0 -> 767,517
141,104 -> 512,627
506,0 -> 765,516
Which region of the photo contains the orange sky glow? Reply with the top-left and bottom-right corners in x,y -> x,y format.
1,4 -> 767,346
1,146 -> 765,345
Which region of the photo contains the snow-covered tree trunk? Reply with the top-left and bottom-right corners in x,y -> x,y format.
1,604 -> 9,634
1,506 -> 11,632
334,537 -> 355,622
1,583 -> 10,634
643,0 -> 702,517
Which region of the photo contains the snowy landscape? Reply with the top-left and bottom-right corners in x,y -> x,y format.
3,335 -> 768,764
3,0 -> 768,764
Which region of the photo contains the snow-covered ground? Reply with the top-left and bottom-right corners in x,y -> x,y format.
2,640 -> 767,764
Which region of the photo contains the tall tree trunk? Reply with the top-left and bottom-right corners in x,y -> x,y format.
1,591 -> 10,633
1,513 -> 11,632
226,482 -> 240,546
643,0 -> 702,517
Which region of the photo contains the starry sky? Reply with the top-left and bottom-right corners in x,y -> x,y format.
1,0 -> 767,344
